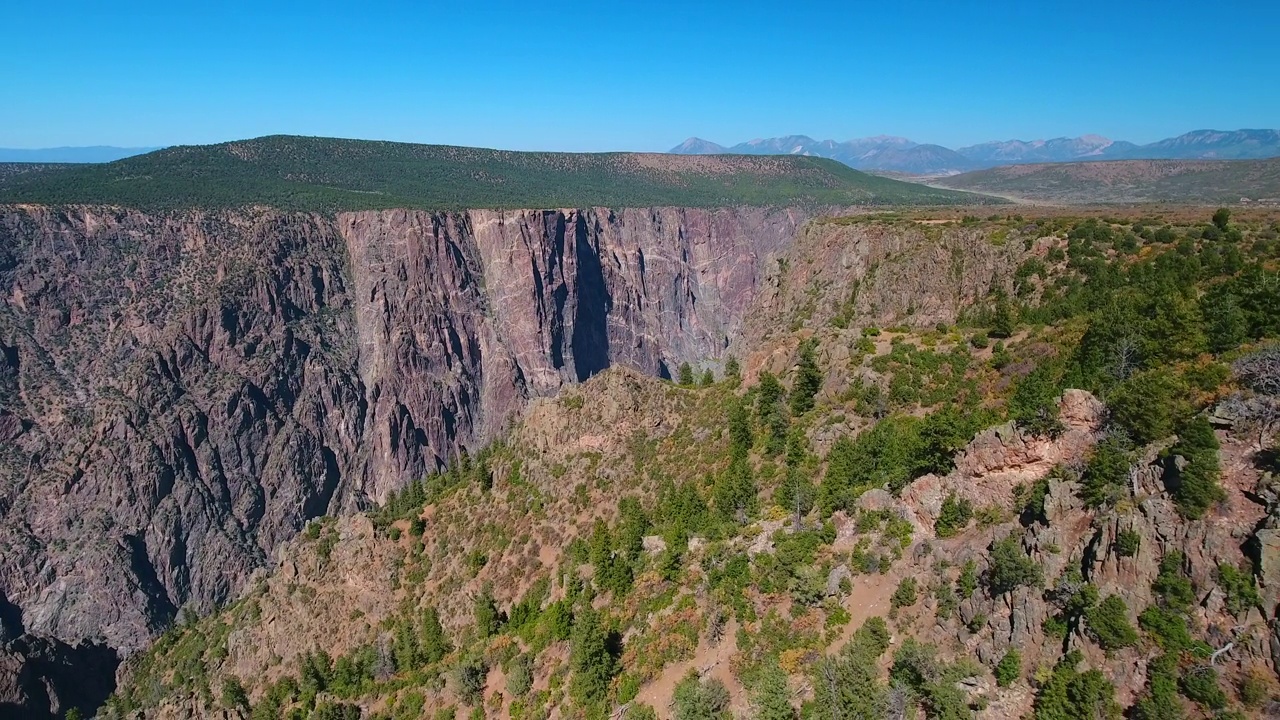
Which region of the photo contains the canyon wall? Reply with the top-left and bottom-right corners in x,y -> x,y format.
0,205 -> 806,657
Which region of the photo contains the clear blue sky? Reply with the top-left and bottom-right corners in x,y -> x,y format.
2,0 -> 1277,151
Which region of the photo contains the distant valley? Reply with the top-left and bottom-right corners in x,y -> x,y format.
672,128 -> 1280,176
933,157 -> 1280,205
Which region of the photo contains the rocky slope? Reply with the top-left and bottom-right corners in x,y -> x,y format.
108,352 -> 1280,719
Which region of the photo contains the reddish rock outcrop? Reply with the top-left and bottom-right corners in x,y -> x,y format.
900,390 -> 1105,532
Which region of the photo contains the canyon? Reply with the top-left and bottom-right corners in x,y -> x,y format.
0,205 -> 827,662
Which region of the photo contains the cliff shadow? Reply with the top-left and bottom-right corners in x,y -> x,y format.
571,214 -> 611,382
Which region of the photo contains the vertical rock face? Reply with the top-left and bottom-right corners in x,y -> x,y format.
0,204 -> 805,655
0,591 -> 118,720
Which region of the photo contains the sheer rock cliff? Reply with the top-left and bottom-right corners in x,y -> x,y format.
0,205 -> 807,661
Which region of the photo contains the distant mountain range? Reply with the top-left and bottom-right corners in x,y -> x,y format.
934,157 -> 1280,205
0,146 -> 161,163
670,129 -> 1280,176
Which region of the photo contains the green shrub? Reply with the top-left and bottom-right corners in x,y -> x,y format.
220,678 -> 249,710
455,656 -> 489,704
672,671 -> 730,720
1138,606 -> 1195,652
1168,416 -> 1225,520
312,702 -> 361,720
1238,669 -> 1272,707
890,577 -> 918,609
1217,563 -> 1261,615
986,534 -> 1042,595
1084,595 -> 1138,650
1080,432 -> 1133,508
1180,665 -> 1228,710
967,613 -> 988,633
506,654 -> 533,697
994,648 -> 1021,687
1114,529 -> 1140,558
935,492 -> 973,538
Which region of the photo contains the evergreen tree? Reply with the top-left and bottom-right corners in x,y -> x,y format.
474,585 -> 503,639
1084,595 -> 1139,650
728,398 -> 753,458
989,289 -> 1016,339
421,606 -> 452,664
915,405 -> 975,477
811,644 -> 886,720
700,368 -> 715,387
751,663 -> 795,720
714,455 -> 758,522
724,355 -> 741,384
673,672 -> 730,720
758,372 -> 790,455
678,362 -> 695,386
1107,369 -> 1191,445
1130,653 -> 1184,720
1009,364 -> 1063,437
1080,431 -> 1134,508
1169,416 -> 1225,519
789,338 -> 822,415
994,649 -> 1021,687
986,534 -> 1042,595
1033,651 -> 1121,720
569,609 -> 617,708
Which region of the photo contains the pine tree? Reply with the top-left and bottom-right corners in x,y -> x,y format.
989,289 -> 1016,339
421,606 -> 452,664
757,372 -> 790,455
724,355 -> 741,383
713,454 -> 758,522
678,362 -> 694,386
474,585 -> 503,639
752,662 -> 795,720
569,609 -> 616,708
728,398 -> 753,458
789,338 -> 822,415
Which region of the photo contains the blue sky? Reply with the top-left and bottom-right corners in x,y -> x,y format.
2,0 -> 1277,151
